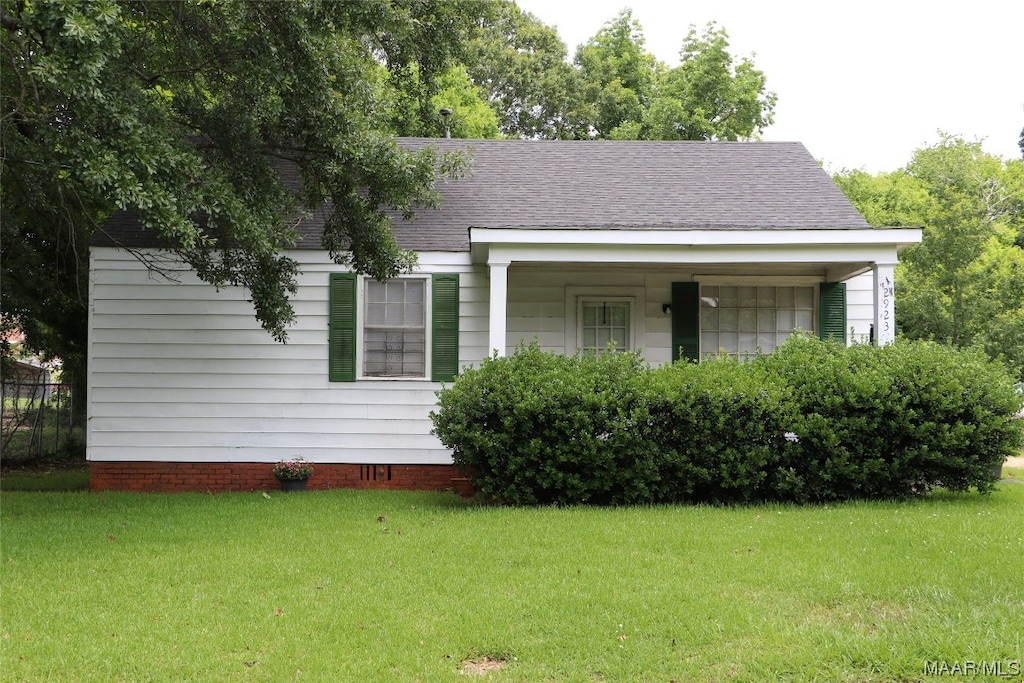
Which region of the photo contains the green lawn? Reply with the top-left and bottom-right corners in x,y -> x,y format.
2,486 -> 1022,682
1003,466 -> 1024,484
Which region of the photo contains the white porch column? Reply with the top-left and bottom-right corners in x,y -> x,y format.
488,260 -> 509,357
873,262 -> 897,345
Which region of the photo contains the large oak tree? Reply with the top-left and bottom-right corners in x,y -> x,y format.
1,0 -> 489,397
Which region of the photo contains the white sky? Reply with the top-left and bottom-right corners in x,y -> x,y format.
513,0 -> 1023,173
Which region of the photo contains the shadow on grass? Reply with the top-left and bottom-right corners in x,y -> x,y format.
0,460 -> 89,492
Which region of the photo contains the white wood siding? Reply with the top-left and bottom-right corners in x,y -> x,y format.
846,272 -> 874,342
88,249 -> 486,465
89,252 -> 877,465
505,267 -> 682,364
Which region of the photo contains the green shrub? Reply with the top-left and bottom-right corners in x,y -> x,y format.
880,340 -> 1022,493
755,335 -> 1023,500
431,342 -> 654,505
433,336 -> 1022,506
639,359 -> 793,503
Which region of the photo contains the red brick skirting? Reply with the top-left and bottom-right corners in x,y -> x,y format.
89,462 -> 475,497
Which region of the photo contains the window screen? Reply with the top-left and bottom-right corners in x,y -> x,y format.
364,279 -> 426,377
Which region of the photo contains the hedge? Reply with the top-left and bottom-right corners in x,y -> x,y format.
431,338 -> 1023,505
754,336 -> 1023,500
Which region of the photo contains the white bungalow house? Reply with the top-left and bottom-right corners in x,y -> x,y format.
87,138 -> 922,492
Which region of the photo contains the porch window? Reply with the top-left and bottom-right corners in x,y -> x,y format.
699,285 -> 814,358
579,298 -> 632,354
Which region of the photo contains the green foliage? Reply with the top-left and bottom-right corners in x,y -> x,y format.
383,62 -> 501,139
573,9 -> 658,138
638,360 -> 793,503
646,23 -> 776,141
572,17 -> 775,141
431,343 -> 650,505
754,335 -> 1022,501
430,67 -> 501,139
463,0 -> 585,139
828,169 -> 928,228
1,0 -> 489,374
432,338 -> 1022,506
463,4 -> 775,142
834,136 -> 1024,380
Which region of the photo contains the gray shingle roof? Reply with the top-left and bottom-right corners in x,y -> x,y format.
95,138 -> 872,252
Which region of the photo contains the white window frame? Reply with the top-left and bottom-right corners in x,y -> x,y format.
357,275 -> 433,380
564,286 -> 645,355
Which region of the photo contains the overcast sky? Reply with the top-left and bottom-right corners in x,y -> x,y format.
513,0 -> 1023,173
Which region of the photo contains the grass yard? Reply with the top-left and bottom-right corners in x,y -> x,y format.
1003,465 -> 1024,484
1,486 -> 1022,682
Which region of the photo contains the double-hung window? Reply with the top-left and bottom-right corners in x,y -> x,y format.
566,287 -> 644,356
328,273 -> 459,382
364,279 -> 426,377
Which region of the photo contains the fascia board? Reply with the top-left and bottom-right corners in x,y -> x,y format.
483,242 -> 904,266
469,227 -> 923,248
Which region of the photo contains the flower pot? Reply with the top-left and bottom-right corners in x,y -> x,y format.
280,478 -> 308,492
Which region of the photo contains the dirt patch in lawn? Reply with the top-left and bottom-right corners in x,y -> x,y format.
460,656 -> 507,676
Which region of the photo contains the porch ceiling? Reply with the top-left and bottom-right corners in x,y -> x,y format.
503,261 -> 872,283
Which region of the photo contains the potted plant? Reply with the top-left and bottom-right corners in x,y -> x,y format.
272,457 -> 313,492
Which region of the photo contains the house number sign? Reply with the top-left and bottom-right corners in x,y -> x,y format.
877,275 -> 895,345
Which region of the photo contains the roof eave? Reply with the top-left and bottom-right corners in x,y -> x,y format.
469,226 -> 923,248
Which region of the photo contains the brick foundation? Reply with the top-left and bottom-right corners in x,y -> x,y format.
89,461 -> 475,497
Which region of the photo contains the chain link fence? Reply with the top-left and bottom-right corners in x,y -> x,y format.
1,381 -> 81,464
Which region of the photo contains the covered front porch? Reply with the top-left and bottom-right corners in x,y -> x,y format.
471,227 -> 922,361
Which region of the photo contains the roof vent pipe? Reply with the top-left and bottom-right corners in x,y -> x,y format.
439,108 -> 452,139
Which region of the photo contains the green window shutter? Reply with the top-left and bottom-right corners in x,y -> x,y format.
671,282 -> 700,362
328,273 -> 357,382
431,273 -> 460,382
819,282 -> 847,344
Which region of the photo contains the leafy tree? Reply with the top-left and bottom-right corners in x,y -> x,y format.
572,14 -> 774,141
829,168 -> 927,228
834,135 -> 1024,379
384,63 -> 501,139
966,237 -> 1024,378
646,23 -> 776,141
464,0 -> 584,139
429,66 -> 501,139
463,6 -> 775,142
573,8 -> 660,138
1,0 -> 488,400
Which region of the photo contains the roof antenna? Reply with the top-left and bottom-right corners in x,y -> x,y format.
439,108 -> 452,139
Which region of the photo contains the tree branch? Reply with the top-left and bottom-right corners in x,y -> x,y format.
0,10 -> 22,31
